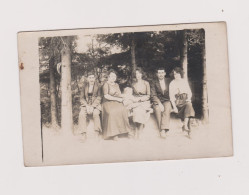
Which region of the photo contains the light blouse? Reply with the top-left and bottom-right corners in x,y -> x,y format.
169,79 -> 192,102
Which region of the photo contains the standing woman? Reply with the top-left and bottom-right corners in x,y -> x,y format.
102,69 -> 131,140
131,67 -> 151,139
169,67 -> 195,135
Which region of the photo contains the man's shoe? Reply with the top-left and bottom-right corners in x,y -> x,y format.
160,130 -> 167,139
95,131 -> 102,141
80,132 -> 87,142
182,126 -> 191,138
113,135 -> 119,141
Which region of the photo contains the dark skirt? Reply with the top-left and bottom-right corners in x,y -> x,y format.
102,101 -> 131,139
176,102 -> 195,121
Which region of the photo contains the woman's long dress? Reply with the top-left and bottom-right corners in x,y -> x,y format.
131,80 -> 152,124
169,79 -> 195,121
102,82 -> 131,139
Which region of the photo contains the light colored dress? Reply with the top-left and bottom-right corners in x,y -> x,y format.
131,80 -> 152,124
102,82 -> 131,139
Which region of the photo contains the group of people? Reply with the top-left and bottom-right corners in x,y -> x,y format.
78,67 -> 195,142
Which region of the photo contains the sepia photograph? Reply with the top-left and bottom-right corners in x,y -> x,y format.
3,0 -> 249,194
18,22 -> 232,166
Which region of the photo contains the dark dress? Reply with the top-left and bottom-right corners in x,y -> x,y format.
102,82 -> 131,139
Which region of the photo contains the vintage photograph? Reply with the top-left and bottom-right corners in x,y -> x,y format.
18,22 -> 233,166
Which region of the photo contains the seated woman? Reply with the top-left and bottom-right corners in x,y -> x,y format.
102,69 -> 131,140
131,67 -> 151,139
169,67 -> 195,135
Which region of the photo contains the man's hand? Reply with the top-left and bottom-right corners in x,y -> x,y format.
159,103 -> 164,112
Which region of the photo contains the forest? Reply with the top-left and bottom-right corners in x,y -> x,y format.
39,29 -> 208,132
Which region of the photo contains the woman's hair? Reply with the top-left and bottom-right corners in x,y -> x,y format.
107,69 -> 117,77
171,67 -> 184,78
133,67 -> 146,82
135,67 -> 144,76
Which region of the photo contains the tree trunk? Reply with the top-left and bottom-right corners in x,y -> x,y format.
179,30 -> 188,79
131,37 -> 136,77
60,39 -> 73,134
49,56 -> 59,128
75,75 -> 80,93
201,44 -> 209,124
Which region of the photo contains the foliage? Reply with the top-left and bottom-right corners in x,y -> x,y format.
39,29 -> 206,125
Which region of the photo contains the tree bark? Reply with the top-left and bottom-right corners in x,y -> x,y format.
49,56 -> 59,128
131,37 -> 136,77
179,30 -> 188,79
201,44 -> 209,124
75,75 -> 80,93
60,38 -> 73,134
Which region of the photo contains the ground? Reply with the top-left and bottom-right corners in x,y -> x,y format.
42,115 -> 216,166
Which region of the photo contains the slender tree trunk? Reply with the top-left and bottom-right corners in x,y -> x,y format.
47,83 -> 49,96
75,75 -> 80,93
179,30 -> 188,79
49,56 -> 59,128
60,38 -> 73,134
131,37 -> 136,77
202,44 -> 209,124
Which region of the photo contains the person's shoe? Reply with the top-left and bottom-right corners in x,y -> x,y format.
128,131 -> 134,139
95,131 -> 101,140
80,132 -> 87,142
160,130 -> 167,139
182,126 -> 191,138
113,135 -> 119,141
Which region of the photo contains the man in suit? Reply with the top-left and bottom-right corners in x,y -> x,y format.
78,72 -> 102,141
151,67 -> 172,138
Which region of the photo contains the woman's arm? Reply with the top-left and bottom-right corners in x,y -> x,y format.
185,81 -> 192,102
169,81 -> 178,112
104,94 -> 123,102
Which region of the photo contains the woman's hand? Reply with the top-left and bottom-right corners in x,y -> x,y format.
172,106 -> 178,113
117,97 -> 123,103
170,101 -> 178,113
186,99 -> 191,103
139,96 -> 145,102
138,95 -> 149,102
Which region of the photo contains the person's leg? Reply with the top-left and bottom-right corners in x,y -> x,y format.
93,108 -> 102,140
134,123 -> 138,139
93,108 -> 102,133
78,107 -> 87,133
134,122 -> 143,139
161,101 -> 172,131
183,117 -> 190,130
138,123 -> 143,131
183,102 -> 195,119
180,103 -> 195,137
78,107 -> 88,141
153,104 -> 162,130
